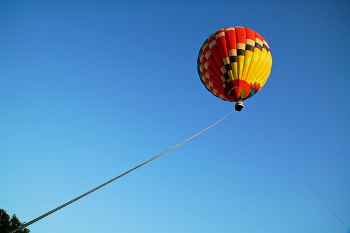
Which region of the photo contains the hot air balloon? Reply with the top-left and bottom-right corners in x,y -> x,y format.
197,26 -> 272,111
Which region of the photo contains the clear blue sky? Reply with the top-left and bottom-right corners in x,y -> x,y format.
1,0 -> 350,233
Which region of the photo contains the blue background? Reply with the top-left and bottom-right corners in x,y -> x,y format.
1,0 -> 349,232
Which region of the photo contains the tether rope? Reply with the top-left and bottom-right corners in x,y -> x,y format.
10,108 -> 234,233
246,108 -> 349,230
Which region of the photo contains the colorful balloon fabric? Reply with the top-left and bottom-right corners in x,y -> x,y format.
197,26 -> 272,102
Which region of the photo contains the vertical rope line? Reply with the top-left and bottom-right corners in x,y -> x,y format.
187,106 -> 234,233
10,108 -> 234,233
246,108 -> 349,230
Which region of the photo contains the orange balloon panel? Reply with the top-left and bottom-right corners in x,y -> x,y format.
197,27 -> 272,102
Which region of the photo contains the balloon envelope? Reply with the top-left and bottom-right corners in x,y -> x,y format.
197,26 -> 272,102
